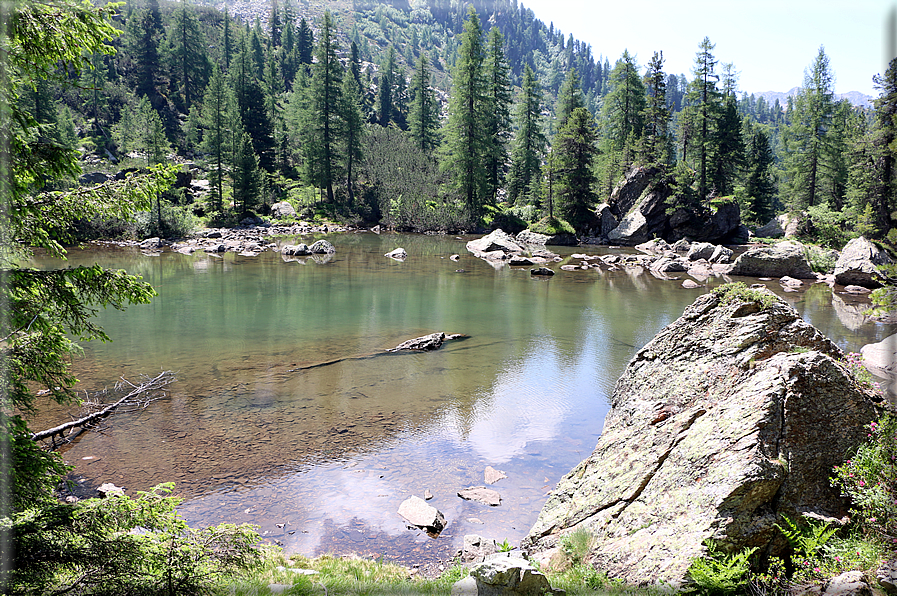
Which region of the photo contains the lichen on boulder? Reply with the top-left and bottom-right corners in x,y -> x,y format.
522,285 -> 884,588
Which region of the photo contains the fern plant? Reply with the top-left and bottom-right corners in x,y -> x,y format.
687,541 -> 757,595
774,515 -> 839,560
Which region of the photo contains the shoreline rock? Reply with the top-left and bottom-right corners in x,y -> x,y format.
523,287 -> 885,588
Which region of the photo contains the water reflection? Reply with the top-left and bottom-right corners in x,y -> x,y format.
29,235 -> 897,565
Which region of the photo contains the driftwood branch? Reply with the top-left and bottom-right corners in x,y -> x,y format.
31,371 -> 176,445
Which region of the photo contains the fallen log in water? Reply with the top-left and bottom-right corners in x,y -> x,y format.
288,333 -> 467,372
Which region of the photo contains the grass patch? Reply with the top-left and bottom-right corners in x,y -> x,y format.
222,549 -> 664,596
711,282 -> 778,309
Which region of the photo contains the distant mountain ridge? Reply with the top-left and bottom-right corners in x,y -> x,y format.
752,87 -> 873,108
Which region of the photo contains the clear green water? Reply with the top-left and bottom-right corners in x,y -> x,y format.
29,233 -> 896,566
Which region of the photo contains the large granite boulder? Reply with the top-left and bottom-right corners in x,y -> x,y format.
861,333 -> 897,381
833,236 -> 895,288
309,239 -> 336,254
755,213 -> 809,239
523,287 -> 883,588
726,240 -> 815,279
270,201 -> 297,219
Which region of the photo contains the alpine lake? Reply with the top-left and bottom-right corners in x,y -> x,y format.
28,232 -> 897,568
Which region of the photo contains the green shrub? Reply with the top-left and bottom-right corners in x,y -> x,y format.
832,415 -> 897,546
3,484 -> 261,595
804,204 -> 857,249
136,203 -> 196,239
530,216 -> 575,236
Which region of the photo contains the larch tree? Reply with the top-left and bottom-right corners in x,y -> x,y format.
440,6 -> 488,214
555,68 -> 584,133
685,37 -> 722,201
340,72 -> 365,207
304,10 -> 344,203
642,51 -> 671,164
483,26 -> 512,203
408,53 -> 440,152
600,50 -> 645,166
0,0 -> 177,514
507,64 -> 547,204
553,107 -> 599,228
201,65 -> 239,212
782,46 -> 838,210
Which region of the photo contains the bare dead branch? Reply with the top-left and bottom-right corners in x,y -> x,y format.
31,371 -> 176,445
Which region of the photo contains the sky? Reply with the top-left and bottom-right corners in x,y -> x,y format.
518,0 -> 893,98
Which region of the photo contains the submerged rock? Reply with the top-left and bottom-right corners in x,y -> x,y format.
389,332 -> 446,352
458,486 -> 502,506
523,287 -> 883,588
385,247 -> 407,260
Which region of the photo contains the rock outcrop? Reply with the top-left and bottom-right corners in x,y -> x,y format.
726,240 -> 816,279
834,236 -> 895,288
466,229 -> 560,265
523,287 -> 883,588
592,166 -> 743,246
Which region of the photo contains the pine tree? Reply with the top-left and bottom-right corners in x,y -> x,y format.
483,26 -> 512,203
507,64 -> 547,204
297,18 -> 313,68
124,8 -> 163,102
270,0 -> 282,47
553,107 -> 599,228
685,37 -> 722,201
600,50 -> 645,165
870,56 -> 897,232
742,123 -> 777,224
377,47 -> 396,127
408,53 -> 440,152
222,8 -> 235,71
440,6 -> 488,212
